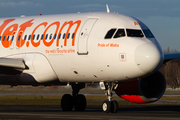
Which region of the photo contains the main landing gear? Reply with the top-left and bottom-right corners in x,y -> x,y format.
102,82 -> 119,113
61,83 -> 86,111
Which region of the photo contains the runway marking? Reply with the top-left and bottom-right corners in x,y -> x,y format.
0,112 -> 180,120
0,105 -> 180,119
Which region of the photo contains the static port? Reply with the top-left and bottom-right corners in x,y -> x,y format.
74,71 -> 78,74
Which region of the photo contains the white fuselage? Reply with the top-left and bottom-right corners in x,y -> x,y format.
0,12 -> 163,84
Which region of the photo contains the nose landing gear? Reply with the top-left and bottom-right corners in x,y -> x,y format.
102,82 -> 119,113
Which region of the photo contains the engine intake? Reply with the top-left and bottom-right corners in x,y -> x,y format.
115,71 -> 166,103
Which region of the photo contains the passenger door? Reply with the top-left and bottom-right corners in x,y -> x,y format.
77,18 -> 98,55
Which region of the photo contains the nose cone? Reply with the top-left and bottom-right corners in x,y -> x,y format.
135,42 -> 163,73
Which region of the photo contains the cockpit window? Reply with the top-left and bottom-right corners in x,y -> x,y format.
143,29 -> 154,38
113,29 -> 125,38
105,29 -> 116,39
126,29 -> 144,37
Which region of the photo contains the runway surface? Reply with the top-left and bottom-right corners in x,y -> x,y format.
0,105 -> 180,120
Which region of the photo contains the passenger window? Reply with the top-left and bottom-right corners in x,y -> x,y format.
41,34 -> 44,40
28,35 -> 31,40
113,29 -> 125,38
143,29 -> 154,38
105,29 -> 116,39
58,34 -> 61,39
63,33 -> 66,39
18,35 -> 21,41
24,35 -> 27,40
7,36 -> 9,41
67,33 -> 70,39
126,29 -> 144,37
54,34 -> 57,39
12,36 -> 14,41
72,33 -> 75,39
49,34 -> 52,39
33,35 -> 35,40
45,34 -> 48,40
37,34 -> 40,40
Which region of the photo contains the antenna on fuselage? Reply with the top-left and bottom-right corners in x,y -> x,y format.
106,4 -> 110,13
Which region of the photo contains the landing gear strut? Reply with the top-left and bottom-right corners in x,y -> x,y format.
102,82 -> 118,113
61,83 -> 86,111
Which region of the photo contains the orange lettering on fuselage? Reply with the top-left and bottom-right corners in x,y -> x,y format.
0,19 -> 15,35
43,21 -> 60,47
2,24 -> 18,48
0,19 -> 16,48
31,22 -> 48,47
56,20 -> 81,46
16,19 -> 34,48
0,18 -> 82,48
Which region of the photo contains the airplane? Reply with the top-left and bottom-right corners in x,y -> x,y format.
0,5 -> 179,113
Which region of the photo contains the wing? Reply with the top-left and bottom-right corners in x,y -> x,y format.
0,58 -> 28,75
164,53 -> 180,63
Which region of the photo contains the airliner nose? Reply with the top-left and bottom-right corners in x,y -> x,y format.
135,42 -> 163,73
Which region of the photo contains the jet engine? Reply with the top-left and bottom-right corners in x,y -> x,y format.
115,71 -> 166,103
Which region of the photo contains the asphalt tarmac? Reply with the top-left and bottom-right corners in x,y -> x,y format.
0,105 -> 180,120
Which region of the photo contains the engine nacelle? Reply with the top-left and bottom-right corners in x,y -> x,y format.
115,71 -> 166,103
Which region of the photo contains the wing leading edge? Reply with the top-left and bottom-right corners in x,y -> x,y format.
164,53 -> 180,63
